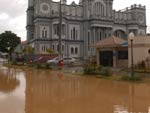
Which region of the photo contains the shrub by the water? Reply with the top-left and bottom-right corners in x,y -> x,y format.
121,75 -> 142,82
35,64 -> 41,69
83,65 -> 112,76
11,60 -> 17,65
83,66 -> 97,75
97,65 -> 102,71
100,67 -> 112,77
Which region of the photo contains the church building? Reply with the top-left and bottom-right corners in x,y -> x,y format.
26,0 -> 146,58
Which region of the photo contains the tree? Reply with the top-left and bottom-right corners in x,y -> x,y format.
46,48 -> 55,54
0,31 -> 21,61
23,46 -> 35,55
0,31 -> 21,53
22,45 -> 34,64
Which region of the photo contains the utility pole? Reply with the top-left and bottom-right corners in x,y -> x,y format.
59,0 -> 62,57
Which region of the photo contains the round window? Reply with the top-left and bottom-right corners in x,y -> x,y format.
40,3 -> 50,13
42,4 -> 48,11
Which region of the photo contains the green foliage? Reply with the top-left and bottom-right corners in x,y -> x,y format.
11,60 -> 17,65
83,64 -> 113,77
46,48 -> 54,54
46,63 -> 50,69
35,64 -> 41,69
97,65 -> 102,71
135,60 -> 146,69
34,63 -> 52,69
83,66 -> 97,75
121,75 -> 142,81
0,31 -> 21,53
83,65 -> 112,76
44,63 -> 52,69
22,46 -> 34,55
100,67 -> 113,77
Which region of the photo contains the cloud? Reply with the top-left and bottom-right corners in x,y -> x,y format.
0,0 -> 27,18
0,0 -> 27,41
8,15 -> 27,40
0,13 -> 9,20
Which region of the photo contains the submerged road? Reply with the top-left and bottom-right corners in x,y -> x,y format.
0,61 -> 150,113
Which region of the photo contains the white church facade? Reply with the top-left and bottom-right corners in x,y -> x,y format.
26,0 -> 147,58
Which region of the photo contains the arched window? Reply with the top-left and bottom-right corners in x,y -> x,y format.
62,24 -> 66,35
76,30 -> 78,40
54,24 -> 59,36
75,47 -> 78,54
114,30 -> 126,39
45,30 -> 47,38
41,27 -> 48,38
62,45 -> 65,52
73,27 -> 76,40
71,27 -> 78,40
94,2 -> 105,16
57,45 -> 59,52
42,30 -> 45,38
71,47 -> 74,54
88,32 -> 90,50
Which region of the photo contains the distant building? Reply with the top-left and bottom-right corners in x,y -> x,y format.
27,0 -> 147,58
128,35 -> 150,68
93,35 -> 150,68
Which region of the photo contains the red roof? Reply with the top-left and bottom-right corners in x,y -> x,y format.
21,41 -> 28,45
91,36 -> 126,48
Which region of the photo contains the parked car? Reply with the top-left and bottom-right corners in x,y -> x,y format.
47,57 -> 60,65
63,58 -> 76,65
47,57 -> 76,66
34,56 -> 52,64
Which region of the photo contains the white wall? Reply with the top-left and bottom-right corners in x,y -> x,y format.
128,35 -> 150,67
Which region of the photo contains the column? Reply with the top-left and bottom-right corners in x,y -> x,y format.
113,49 -> 117,68
93,28 -> 96,44
96,48 -> 100,66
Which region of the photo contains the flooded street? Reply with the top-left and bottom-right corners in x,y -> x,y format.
0,63 -> 150,113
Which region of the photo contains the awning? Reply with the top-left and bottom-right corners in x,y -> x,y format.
90,36 -> 127,48
122,41 -> 128,47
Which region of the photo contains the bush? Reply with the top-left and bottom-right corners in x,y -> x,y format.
121,75 -> 142,81
121,75 -> 131,81
35,64 -> 41,69
27,64 -> 34,67
101,67 -> 112,77
11,60 -> 17,65
83,65 -> 112,76
83,66 -> 97,75
97,65 -> 103,71
44,63 -> 52,69
45,63 -> 50,69
135,60 -> 146,69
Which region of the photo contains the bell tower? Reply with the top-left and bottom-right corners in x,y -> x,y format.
26,0 -> 34,42
105,0 -> 113,18
79,0 -> 83,5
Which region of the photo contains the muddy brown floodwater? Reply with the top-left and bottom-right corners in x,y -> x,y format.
0,64 -> 150,113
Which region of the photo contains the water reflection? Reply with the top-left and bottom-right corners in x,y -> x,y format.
0,66 -> 25,113
24,70 -> 150,113
1,65 -> 150,113
0,68 -> 20,92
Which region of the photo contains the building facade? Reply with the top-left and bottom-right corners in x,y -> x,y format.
26,0 -> 146,58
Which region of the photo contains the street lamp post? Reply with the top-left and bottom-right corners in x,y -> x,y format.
7,47 -> 11,64
129,32 -> 135,79
59,0 -> 62,58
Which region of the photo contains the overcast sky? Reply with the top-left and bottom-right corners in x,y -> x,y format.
0,0 -> 150,41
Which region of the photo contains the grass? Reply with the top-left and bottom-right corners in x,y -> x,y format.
121,68 -> 150,73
